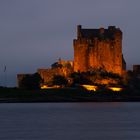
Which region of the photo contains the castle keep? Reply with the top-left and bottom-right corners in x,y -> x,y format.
73,25 -> 126,75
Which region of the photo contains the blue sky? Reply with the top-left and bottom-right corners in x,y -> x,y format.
0,0 -> 140,86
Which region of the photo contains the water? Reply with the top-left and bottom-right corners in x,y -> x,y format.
0,103 -> 140,140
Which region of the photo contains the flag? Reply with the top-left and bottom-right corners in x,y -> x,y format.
4,66 -> 6,72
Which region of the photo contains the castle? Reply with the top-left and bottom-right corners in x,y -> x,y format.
17,25 -> 127,87
73,25 -> 126,75
37,59 -> 73,84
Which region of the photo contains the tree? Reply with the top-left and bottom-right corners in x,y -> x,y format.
70,72 -> 91,85
51,62 -> 62,69
52,75 -> 68,86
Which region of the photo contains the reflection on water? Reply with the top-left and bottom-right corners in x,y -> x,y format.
0,102 -> 140,140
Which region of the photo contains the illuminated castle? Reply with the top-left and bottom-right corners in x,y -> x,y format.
17,25 -> 127,87
73,25 -> 126,75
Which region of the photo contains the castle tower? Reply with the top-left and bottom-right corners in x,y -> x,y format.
73,25 -> 89,72
73,25 -> 126,75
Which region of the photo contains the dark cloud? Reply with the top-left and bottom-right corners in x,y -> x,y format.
0,0 -> 140,86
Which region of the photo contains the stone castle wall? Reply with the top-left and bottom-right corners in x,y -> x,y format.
37,66 -> 73,84
17,74 -> 33,88
73,25 -> 126,75
133,65 -> 140,75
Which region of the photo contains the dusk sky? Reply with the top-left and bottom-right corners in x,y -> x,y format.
0,0 -> 140,86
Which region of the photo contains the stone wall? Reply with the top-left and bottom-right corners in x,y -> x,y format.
133,65 -> 140,75
17,74 -> 33,88
73,25 -> 126,75
37,67 -> 73,84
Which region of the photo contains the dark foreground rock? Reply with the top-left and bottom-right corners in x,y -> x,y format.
0,87 -> 140,103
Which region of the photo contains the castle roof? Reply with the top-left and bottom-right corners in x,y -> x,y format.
78,25 -> 121,40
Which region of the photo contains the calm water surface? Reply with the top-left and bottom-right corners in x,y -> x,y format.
0,102 -> 140,140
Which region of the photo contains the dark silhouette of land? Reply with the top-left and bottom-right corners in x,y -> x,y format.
2,66 -> 140,103
0,86 -> 140,103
